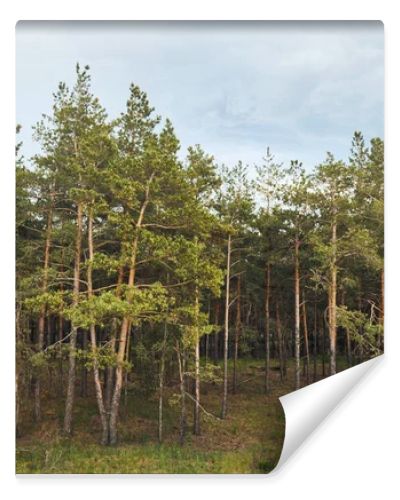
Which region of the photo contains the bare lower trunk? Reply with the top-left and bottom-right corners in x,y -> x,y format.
34,200 -> 53,422
193,284 -> 201,435
158,323 -> 167,443
294,237 -> 301,390
221,234 -> 231,419
63,202 -> 83,435
87,211 -> 108,444
232,275 -> 241,394
176,343 -> 186,446
313,302 -> 317,382
213,301 -> 220,363
80,330 -> 88,397
379,268 -> 384,350
302,294 -> 310,385
105,268 -> 124,412
329,214 -> 337,376
264,263 -> 271,394
276,299 -> 284,381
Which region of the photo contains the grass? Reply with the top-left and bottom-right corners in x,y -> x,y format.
16,356 -> 348,474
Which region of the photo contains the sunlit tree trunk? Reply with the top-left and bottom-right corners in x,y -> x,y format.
109,174 -> 153,445
63,201 -> 83,435
313,302 -> 318,382
294,236 -> 301,390
213,301 -> 220,363
105,266 -> 124,413
87,210 -> 109,444
193,283 -> 201,435
34,195 -> 54,422
158,322 -> 167,443
328,209 -> 337,375
221,234 -> 231,419
176,342 -> 186,446
232,274 -> 241,394
276,299 -> 284,382
301,292 -> 310,385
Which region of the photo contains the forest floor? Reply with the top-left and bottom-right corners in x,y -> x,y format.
16,357 -> 347,474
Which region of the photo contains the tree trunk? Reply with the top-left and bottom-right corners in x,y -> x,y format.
232,274 -> 241,394
87,210 -> 109,444
313,302 -> 318,382
221,234 -> 231,419
158,322 -> 167,443
63,201 -> 83,435
329,212 -> 337,375
276,299 -> 284,382
264,263 -> 271,394
105,266 -> 124,413
379,268 -> 384,350
301,293 -> 310,385
193,283 -> 201,435
109,174 -> 153,445
34,199 -> 53,422
80,331 -> 88,397
176,343 -> 186,446
294,237 -> 301,390
213,301 -> 220,363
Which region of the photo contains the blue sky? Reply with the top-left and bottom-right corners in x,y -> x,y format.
16,21 -> 384,174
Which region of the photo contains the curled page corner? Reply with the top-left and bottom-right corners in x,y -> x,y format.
274,355 -> 383,472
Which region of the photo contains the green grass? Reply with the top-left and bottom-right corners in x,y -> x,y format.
16,441 -> 276,474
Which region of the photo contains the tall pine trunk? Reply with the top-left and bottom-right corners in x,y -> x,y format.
158,323 -> 167,443
301,293 -> 310,385
109,174 -> 153,445
329,210 -> 337,375
87,210 -> 108,444
193,284 -> 201,435
232,274 -> 241,394
105,266 -> 124,413
294,236 -> 301,390
276,299 -> 284,381
63,201 -> 83,435
176,343 -> 186,446
221,234 -> 231,418
34,197 -> 53,422
264,263 -> 271,394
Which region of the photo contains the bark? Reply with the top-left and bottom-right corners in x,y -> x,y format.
34,197 -> 53,422
158,323 -> 167,443
294,237 -> 301,390
275,299 -> 284,382
301,294 -> 310,385
313,302 -> 318,382
329,210 -> 337,376
193,283 -> 201,435
221,234 -> 231,419
80,331 -> 88,397
232,274 -> 241,394
264,263 -> 271,394
176,343 -> 186,446
213,301 -> 220,363
87,210 -> 109,444
109,173 -> 154,445
105,266 -> 124,413
63,201 -> 83,435
379,268 -> 384,350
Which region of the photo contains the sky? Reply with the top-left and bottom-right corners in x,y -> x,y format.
16,21 -> 384,174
